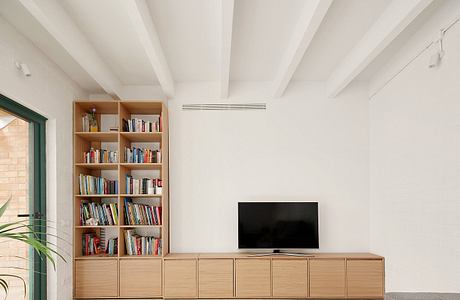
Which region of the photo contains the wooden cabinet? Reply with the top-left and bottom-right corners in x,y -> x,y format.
235,259 -> 271,298
347,259 -> 384,298
164,259 -> 198,298
272,259 -> 308,298
309,259 -> 346,298
120,259 -> 162,297
75,260 -> 118,298
199,259 -> 234,298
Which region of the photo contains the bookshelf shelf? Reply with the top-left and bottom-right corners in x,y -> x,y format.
120,131 -> 162,142
75,163 -> 118,170
119,194 -> 162,198
74,100 -> 169,299
74,194 -> 119,198
75,131 -> 118,142
120,163 -> 162,170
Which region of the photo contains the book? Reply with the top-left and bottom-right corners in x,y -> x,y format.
84,147 -> 118,163
123,198 -> 161,225
122,116 -> 161,133
79,174 -> 118,195
124,229 -> 162,256
105,237 -> 118,255
82,233 -> 101,256
124,146 -> 161,163
80,201 -> 118,226
125,175 -> 162,195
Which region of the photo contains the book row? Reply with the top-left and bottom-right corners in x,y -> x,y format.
79,174 -> 118,195
126,175 -> 162,195
124,147 -> 161,163
81,233 -> 118,256
124,198 -> 161,225
124,229 -> 162,256
80,201 -> 119,226
83,148 -> 118,164
122,117 -> 162,133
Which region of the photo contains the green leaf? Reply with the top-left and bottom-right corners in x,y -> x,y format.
0,197 -> 10,218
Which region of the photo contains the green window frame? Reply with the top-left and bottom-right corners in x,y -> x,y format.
0,93 -> 47,300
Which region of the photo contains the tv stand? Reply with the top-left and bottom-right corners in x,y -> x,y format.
249,250 -> 313,257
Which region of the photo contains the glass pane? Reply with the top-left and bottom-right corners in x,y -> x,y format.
0,108 -> 30,299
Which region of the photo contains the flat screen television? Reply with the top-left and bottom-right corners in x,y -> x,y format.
238,202 -> 319,249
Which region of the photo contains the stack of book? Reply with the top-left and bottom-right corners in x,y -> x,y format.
79,174 -> 118,195
124,229 -> 162,256
105,237 -> 118,255
125,175 -> 162,195
82,233 -> 101,256
84,148 -> 118,163
124,147 -> 161,163
80,201 -> 118,226
123,198 -> 161,225
122,117 -> 162,133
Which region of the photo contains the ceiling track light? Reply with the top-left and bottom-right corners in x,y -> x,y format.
15,61 -> 32,77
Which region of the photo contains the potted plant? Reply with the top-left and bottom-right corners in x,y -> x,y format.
0,197 -> 64,298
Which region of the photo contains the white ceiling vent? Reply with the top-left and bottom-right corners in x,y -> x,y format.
182,103 -> 266,111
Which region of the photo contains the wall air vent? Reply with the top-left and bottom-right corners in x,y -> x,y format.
182,103 -> 266,111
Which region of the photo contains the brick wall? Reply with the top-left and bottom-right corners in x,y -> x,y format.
0,117 -> 29,299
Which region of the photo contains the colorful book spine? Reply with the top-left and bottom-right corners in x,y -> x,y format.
125,175 -> 162,195
79,174 -> 118,195
124,147 -> 161,163
84,148 -> 118,163
123,198 -> 161,225
124,229 -> 162,256
122,116 -> 161,133
80,201 -> 119,226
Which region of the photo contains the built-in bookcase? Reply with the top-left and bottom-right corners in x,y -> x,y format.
73,101 -> 168,298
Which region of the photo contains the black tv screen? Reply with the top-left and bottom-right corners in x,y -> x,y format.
238,202 -> 319,249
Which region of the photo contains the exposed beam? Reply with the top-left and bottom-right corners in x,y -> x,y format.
219,0 -> 235,98
124,0 -> 175,98
326,0 -> 434,98
272,0 -> 333,98
18,0 -> 122,98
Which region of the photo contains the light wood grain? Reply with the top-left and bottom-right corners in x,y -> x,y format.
120,259 -> 162,297
164,259 -> 198,298
199,259 -> 234,298
75,260 -> 118,298
347,259 -> 384,298
309,259 -> 346,298
272,259 -> 308,298
235,259 -> 271,298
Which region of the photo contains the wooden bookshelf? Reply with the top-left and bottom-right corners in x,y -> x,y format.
73,100 -> 168,299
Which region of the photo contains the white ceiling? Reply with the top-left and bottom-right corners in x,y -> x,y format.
0,0 -> 442,97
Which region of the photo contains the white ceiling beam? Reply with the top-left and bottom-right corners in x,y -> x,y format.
18,0 -> 122,98
219,0 -> 235,98
272,0 -> 333,98
326,0 -> 434,98
124,0 -> 174,98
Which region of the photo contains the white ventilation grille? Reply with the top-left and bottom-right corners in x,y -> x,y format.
182,103 -> 266,111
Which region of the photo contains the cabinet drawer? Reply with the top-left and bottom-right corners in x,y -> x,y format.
272,259 -> 308,298
164,259 -> 198,298
120,259 -> 162,297
199,259 -> 234,298
235,259 -> 271,297
347,259 -> 384,298
75,260 -> 118,298
309,259 -> 346,298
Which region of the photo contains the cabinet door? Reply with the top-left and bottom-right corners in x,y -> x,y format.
272,259 -> 308,298
75,260 -> 118,298
120,259 -> 162,297
164,259 -> 198,298
309,259 -> 346,298
235,259 -> 271,297
199,259 -> 234,298
347,259 -> 384,298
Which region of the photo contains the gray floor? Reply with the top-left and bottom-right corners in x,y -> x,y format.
386,293 -> 460,300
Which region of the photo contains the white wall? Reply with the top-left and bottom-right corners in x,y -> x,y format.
169,81 -> 370,253
369,0 -> 460,292
0,16 -> 87,300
